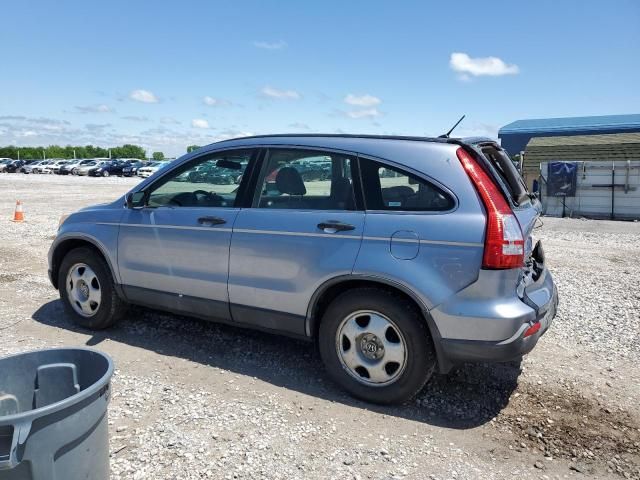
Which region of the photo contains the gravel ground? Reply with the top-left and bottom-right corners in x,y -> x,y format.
0,173 -> 639,479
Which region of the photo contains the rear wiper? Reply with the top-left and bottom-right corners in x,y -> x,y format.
438,115 -> 466,138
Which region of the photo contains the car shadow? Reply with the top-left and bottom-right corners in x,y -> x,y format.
32,300 -> 521,430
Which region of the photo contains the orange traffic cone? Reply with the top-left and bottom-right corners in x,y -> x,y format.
11,200 -> 24,222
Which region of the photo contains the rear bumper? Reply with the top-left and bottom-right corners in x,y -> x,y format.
431,263 -> 558,371
440,284 -> 557,364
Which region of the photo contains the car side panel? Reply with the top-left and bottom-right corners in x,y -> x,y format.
116,207 -> 237,298
50,204 -> 125,283
228,209 -> 365,335
353,212 -> 485,311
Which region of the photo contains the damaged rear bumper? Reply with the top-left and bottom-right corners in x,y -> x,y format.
439,283 -> 558,364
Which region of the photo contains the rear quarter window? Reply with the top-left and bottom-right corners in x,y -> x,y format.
359,158 -> 454,212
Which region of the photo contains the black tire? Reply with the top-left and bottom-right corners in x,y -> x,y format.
58,247 -> 127,329
318,288 -> 436,405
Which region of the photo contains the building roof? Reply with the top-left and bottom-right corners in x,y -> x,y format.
523,132 -> 640,168
527,132 -> 640,147
499,114 -> 640,135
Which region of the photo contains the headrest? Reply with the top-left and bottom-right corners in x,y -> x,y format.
275,167 -> 306,195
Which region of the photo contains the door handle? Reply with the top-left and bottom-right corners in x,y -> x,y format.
317,221 -> 355,233
198,216 -> 226,226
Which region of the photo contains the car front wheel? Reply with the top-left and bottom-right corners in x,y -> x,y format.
319,288 -> 436,404
58,247 -> 126,329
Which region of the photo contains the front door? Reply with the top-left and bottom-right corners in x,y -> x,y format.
118,148 -> 258,320
228,147 -> 364,336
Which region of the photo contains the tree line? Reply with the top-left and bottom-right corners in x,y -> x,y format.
0,144 -> 149,160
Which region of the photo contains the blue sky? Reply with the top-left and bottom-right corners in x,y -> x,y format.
1,0 -> 639,157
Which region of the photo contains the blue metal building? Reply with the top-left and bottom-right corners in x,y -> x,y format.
498,114 -> 640,155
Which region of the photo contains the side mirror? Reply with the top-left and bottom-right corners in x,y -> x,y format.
126,191 -> 146,209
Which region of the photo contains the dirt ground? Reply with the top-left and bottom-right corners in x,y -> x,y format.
0,173 -> 639,480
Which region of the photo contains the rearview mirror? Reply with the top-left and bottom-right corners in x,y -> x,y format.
126,191 -> 146,209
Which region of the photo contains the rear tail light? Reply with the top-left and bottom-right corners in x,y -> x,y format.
456,148 -> 524,269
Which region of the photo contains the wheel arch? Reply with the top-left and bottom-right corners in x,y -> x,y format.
50,236 -> 119,294
306,275 -> 452,373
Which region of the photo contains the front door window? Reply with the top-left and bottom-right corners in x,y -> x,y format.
147,150 -> 252,208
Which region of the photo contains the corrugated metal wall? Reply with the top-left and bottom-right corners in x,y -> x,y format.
540,160 -> 640,220
523,133 -> 640,192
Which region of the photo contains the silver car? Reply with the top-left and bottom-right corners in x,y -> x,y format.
49,134 -> 558,404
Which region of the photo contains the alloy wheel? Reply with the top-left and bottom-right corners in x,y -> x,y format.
66,263 -> 102,317
335,310 -> 407,386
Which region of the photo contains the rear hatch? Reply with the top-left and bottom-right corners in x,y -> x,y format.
465,140 -> 555,316
469,140 -> 540,259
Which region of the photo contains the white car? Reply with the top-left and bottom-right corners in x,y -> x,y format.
21,161 -> 42,174
32,160 -> 54,173
0,158 -> 13,172
137,161 -> 169,178
61,159 -> 97,175
75,161 -> 100,176
43,160 -> 71,174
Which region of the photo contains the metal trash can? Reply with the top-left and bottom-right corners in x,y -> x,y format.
0,348 -> 114,479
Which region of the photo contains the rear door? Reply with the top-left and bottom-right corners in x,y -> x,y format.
228,147 -> 364,336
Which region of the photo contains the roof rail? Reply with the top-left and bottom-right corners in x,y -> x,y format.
214,133 -> 450,144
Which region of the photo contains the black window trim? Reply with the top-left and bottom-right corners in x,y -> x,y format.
355,153 -> 458,215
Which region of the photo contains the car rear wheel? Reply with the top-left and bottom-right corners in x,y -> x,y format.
58,247 -> 126,329
319,288 -> 436,404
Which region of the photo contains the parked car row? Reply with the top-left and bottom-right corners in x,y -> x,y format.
0,158 -> 170,178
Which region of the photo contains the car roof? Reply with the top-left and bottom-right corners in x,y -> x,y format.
205,133 -> 498,153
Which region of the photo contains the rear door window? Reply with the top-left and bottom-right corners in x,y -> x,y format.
255,148 -> 356,210
358,158 -> 454,211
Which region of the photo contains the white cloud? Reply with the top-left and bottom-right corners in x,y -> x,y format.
74,104 -> 113,113
129,89 -> 159,103
203,96 -> 231,107
191,119 -> 210,129
216,129 -> 253,140
253,40 -> 287,50
347,108 -> 381,119
344,94 -> 381,107
261,86 -> 300,100
449,52 -> 519,77
0,115 -> 222,158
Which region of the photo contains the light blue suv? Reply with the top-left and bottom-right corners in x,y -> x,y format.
49,135 -> 558,404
